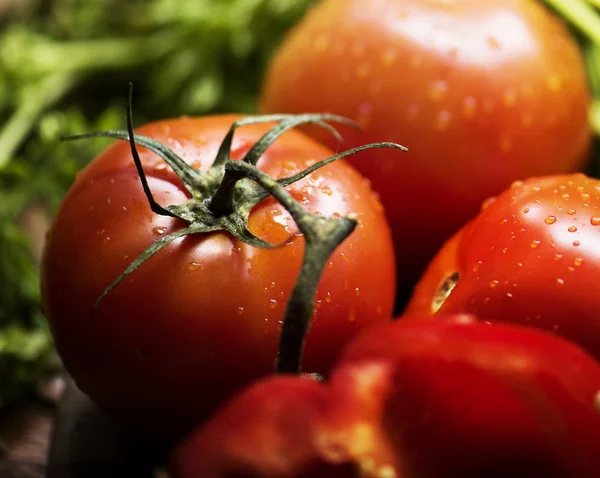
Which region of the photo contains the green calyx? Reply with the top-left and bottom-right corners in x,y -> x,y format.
63,85 -> 407,374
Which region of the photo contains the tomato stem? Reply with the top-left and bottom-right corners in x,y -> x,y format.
207,113 -> 354,216
542,0 -> 600,45
225,160 -> 358,374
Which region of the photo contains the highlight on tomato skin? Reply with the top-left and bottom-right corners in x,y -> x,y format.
39,114 -> 397,441
406,172 -> 600,363
170,315 -> 600,478
259,0 -> 592,306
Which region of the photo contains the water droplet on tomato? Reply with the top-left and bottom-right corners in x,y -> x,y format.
269,299 -> 278,309
237,306 -> 244,315
463,96 -> 477,118
355,62 -> 371,79
574,257 -> 584,266
348,309 -> 357,322
568,226 -> 577,233
375,464 -> 397,478
435,110 -> 452,131
351,41 -> 366,57
481,197 -> 496,210
488,36 -> 501,49
530,240 -> 541,249
314,34 -> 330,52
591,216 -> 600,226
545,216 -> 557,224
554,254 -> 563,261
429,80 -> 448,102
562,193 -> 570,200
152,226 -> 167,235
568,209 -> 576,215
405,103 -> 420,122
581,193 -> 591,201
188,262 -> 201,271
381,48 -> 397,67
521,112 -> 533,127
523,207 -> 530,214
503,89 -> 517,106
556,278 -> 565,286
546,74 -> 563,91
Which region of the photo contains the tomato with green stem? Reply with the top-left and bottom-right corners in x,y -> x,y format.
407,173 -> 600,362
260,0 -> 592,306
40,104 -> 401,440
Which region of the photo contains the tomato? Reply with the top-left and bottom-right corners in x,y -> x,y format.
260,0 -> 591,304
170,376 -> 352,478
407,173 -> 600,361
171,315 -> 600,478
40,114 -> 396,439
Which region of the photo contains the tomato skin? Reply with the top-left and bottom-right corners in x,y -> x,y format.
333,316 -> 600,478
171,316 -> 600,478
170,377 -> 353,478
260,0 -> 591,302
407,173 -> 600,361
40,115 -> 396,439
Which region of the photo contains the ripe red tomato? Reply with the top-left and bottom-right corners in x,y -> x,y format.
170,376 -> 352,478
40,115 -> 396,438
260,0 -> 591,303
171,315 -> 600,478
407,173 -> 600,361
330,316 -> 600,477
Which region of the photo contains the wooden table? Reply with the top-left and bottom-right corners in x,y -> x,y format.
0,375 -> 167,477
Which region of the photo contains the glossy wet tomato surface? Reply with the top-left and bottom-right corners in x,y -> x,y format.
331,316 -> 600,478
40,115 -> 396,438
407,173 -> 600,361
260,0 -> 591,302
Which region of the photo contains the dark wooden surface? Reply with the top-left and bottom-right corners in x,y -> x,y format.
0,375 -> 64,478
0,375 -> 168,478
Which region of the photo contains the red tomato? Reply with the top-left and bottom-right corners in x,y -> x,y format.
40,115 -> 396,439
407,173 -> 600,361
260,0 -> 591,303
171,316 -> 600,478
170,376 -> 352,478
